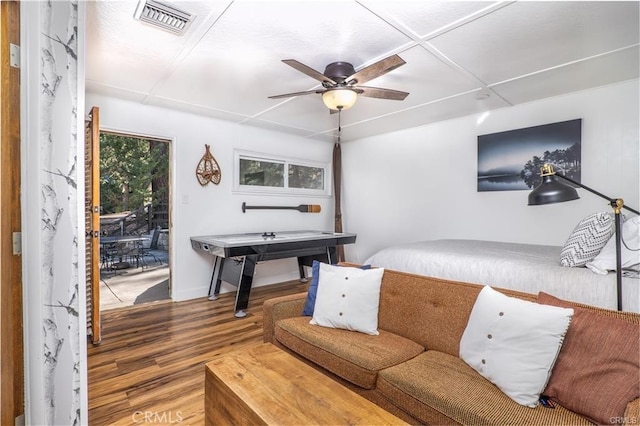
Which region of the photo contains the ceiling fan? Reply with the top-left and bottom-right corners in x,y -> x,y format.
268,54 -> 409,111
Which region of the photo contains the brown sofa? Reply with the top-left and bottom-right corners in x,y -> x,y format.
263,266 -> 640,425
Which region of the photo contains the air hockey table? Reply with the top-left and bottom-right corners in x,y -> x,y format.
190,230 -> 357,317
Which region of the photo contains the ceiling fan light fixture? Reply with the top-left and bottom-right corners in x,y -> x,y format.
322,89 -> 358,111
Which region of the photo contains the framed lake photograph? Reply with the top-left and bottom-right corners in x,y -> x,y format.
477,119 -> 582,192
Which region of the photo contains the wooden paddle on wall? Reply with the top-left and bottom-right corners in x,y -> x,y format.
242,202 -> 321,213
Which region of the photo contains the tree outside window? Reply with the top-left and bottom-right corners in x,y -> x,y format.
100,133 -> 169,217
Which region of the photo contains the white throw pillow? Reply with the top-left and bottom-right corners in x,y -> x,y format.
310,263 -> 384,335
459,286 -> 573,407
560,212 -> 614,267
586,216 -> 640,274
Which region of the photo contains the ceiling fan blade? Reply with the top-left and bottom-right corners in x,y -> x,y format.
282,59 -> 337,85
268,89 -> 325,99
346,54 -> 406,85
358,86 -> 409,101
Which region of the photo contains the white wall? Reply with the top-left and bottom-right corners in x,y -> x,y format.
342,80 -> 640,263
85,94 -> 335,301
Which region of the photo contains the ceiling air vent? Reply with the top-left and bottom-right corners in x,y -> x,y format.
133,0 -> 194,36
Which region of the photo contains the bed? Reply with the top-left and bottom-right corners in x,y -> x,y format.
364,239 -> 639,313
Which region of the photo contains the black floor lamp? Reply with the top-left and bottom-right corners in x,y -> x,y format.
528,164 -> 640,311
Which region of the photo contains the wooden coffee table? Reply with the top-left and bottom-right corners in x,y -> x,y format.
204,343 -> 408,425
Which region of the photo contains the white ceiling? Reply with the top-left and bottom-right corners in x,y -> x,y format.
86,1 -> 640,142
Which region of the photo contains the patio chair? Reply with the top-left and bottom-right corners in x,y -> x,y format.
101,241 -> 132,274
137,228 -> 162,266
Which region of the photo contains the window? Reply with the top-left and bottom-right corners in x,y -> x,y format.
234,151 -> 330,196
239,158 -> 284,188
288,164 -> 324,190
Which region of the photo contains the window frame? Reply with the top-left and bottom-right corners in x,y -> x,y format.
233,150 -> 331,197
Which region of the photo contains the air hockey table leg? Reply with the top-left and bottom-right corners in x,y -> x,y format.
297,257 -> 308,282
327,246 -> 338,264
233,255 -> 257,318
208,256 -> 223,301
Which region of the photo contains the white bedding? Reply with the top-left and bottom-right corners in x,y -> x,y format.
365,239 -> 639,312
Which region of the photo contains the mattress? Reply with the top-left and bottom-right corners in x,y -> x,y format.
365,239 -> 639,312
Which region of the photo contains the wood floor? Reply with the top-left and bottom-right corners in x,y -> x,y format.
88,280 -> 308,425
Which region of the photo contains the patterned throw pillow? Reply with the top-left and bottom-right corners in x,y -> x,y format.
587,216 -> 640,274
560,212 -> 614,267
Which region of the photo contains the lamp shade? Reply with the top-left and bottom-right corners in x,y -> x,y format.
322,89 -> 358,111
528,174 -> 580,206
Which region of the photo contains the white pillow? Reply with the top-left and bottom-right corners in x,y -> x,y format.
586,216 -> 640,274
310,263 -> 384,335
560,212 -> 614,267
459,286 -> 573,407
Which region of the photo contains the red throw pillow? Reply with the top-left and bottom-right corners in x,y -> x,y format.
538,292 -> 640,425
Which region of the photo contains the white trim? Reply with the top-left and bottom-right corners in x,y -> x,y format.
232,149 -> 332,197
88,125 -> 176,300
20,2 -> 45,423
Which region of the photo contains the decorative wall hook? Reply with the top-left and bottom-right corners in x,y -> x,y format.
196,144 -> 221,186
